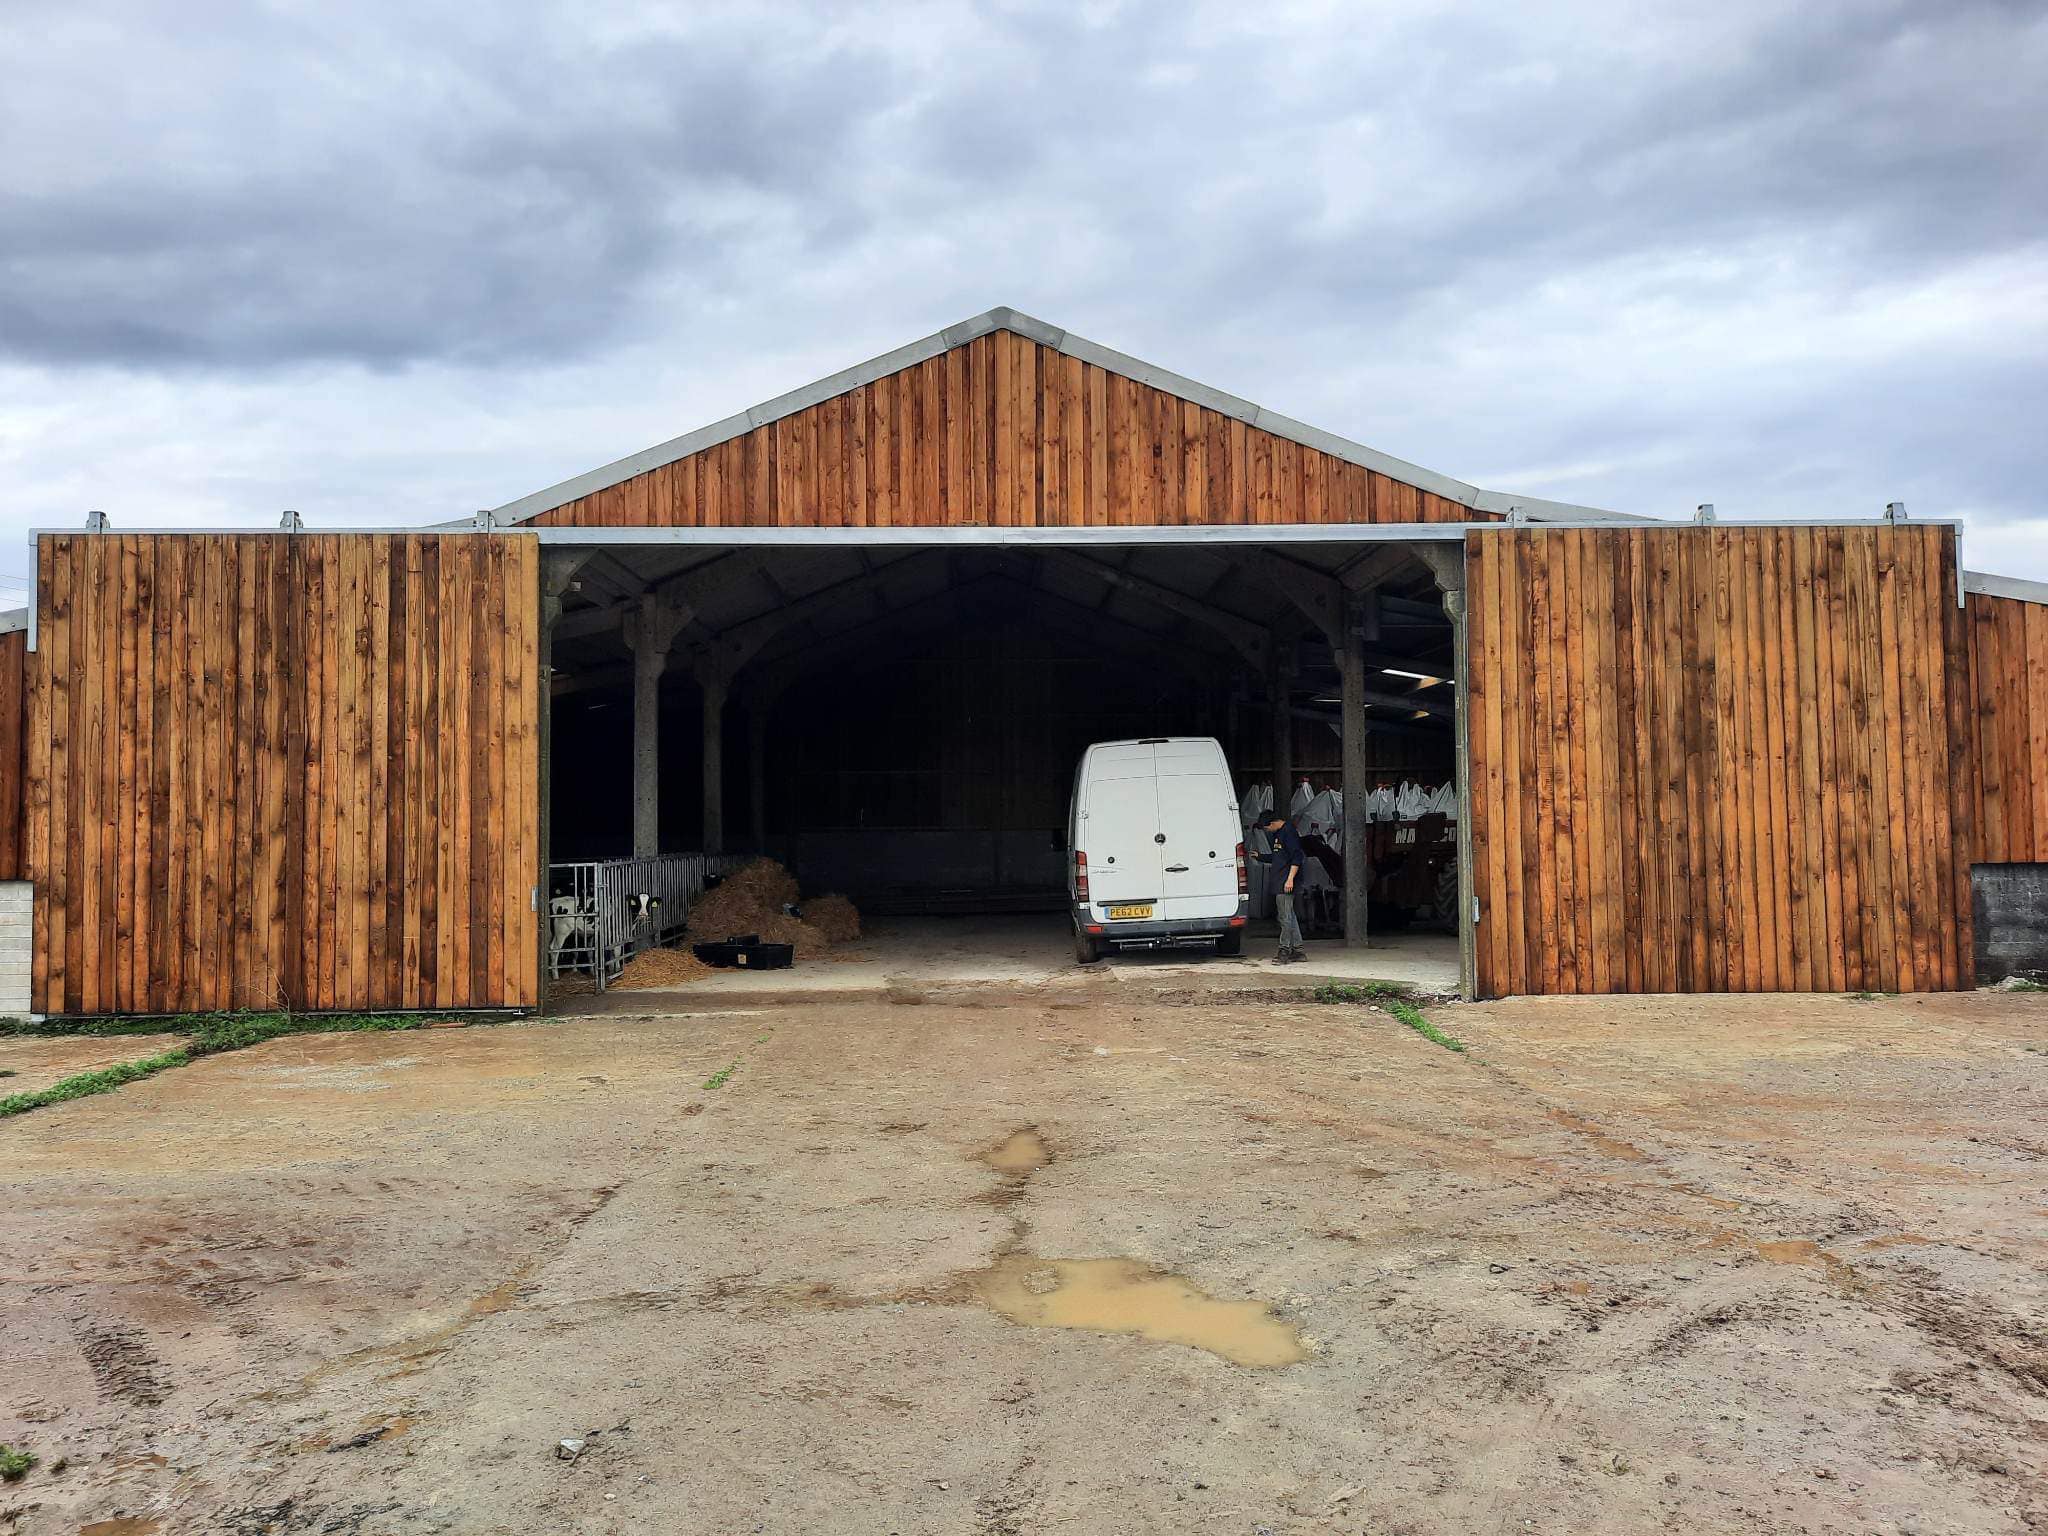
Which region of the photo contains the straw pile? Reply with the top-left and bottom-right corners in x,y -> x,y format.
719,858 -> 799,910
613,945 -> 715,990
683,858 -> 855,959
802,893 -> 861,943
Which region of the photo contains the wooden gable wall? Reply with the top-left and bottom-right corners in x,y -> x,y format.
529,331 -> 1489,529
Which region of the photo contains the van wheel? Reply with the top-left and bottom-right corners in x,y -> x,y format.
1215,929 -> 1243,957
1074,929 -> 1102,965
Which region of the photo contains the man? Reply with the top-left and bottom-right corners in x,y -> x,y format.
1261,811 -> 1308,963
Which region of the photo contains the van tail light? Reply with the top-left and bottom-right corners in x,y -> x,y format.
1074,850 -> 1090,901
1235,842 -> 1247,897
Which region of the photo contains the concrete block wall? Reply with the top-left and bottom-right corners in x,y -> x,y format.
1972,864 -> 2048,985
0,882 -> 30,1016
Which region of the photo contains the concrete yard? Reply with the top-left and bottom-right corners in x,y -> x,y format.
583,914 -> 1463,1006
1,985 -> 2044,1535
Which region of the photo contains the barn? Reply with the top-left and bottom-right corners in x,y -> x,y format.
8,307 -> 2047,1017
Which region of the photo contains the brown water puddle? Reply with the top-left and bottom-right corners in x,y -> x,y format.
971,1254 -> 1308,1368
960,1124 -> 1305,1367
981,1127 -> 1051,1176
1545,1107 -> 1649,1163
290,1264 -> 535,1395
81,1521 -> 162,1536
1705,1232 -> 1861,1288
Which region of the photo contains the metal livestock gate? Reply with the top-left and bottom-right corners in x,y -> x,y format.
546,853 -> 742,989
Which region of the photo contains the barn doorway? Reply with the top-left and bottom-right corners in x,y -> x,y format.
538,531 -> 1464,996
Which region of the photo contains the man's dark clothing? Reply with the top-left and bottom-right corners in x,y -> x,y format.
1265,822 -> 1306,895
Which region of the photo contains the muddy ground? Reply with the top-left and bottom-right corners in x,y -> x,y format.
1,984 -> 2044,1535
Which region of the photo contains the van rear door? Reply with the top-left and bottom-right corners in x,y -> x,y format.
1080,746 -> 1162,911
1154,741 -> 1239,921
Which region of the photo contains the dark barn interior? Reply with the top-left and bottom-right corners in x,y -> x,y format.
545,540 -> 1456,913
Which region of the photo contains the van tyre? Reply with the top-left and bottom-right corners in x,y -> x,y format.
1214,929 -> 1243,957
1074,929 -> 1102,965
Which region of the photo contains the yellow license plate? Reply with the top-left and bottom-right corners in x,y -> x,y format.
1107,903 -> 1154,920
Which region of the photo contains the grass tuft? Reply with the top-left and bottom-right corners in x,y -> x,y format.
703,1061 -> 738,1091
0,1444 -> 34,1481
1311,980 -> 1413,1004
1,1050 -> 191,1118
0,1012 -> 450,1121
1387,998 -> 1467,1053
1309,979 -> 1466,1053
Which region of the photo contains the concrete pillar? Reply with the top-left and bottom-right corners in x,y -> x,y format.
1409,541 -> 1476,1001
748,699 -> 769,853
624,594 -> 687,859
537,552 -> 587,1004
699,667 -> 729,855
1338,610 -> 1370,951
1269,637 -> 1294,807
631,637 -> 667,859
1442,587 -> 1476,1001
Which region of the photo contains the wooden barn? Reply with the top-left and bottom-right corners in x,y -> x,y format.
8,308 -> 2046,1016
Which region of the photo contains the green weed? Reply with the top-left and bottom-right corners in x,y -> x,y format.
1310,979 -> 1466,1053
0,1444 -> 35,1481
0,1012 -> 446,1121
1,1050 -> 191,1118
1388,998 -> 1467,1053
703,1061 -> 738,1090
1311,980 -> 1413,1004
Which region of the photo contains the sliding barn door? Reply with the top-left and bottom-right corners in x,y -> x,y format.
28,532 -> 540,1016
1464,524 -> 1975,998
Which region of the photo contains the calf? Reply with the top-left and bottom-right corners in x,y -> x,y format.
549,895 -> 595,975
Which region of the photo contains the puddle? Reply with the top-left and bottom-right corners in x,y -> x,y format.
1545,1108 -> 1649,1163
292,1260 -> 539,1394
973,1255 -> 1307,1368
1705,1233 -> 1860,1288
1857,1233 -> 1935,1251
82,1522 -> 162,1536
981,1128 -> 1050,1176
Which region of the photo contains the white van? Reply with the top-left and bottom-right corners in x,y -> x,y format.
1066,736 -> 1248,964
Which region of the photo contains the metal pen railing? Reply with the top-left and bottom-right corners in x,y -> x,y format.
546,853 -> 745,990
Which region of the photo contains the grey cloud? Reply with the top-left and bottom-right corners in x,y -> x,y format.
0,0 -> 2041,571
0,8 -> 901,367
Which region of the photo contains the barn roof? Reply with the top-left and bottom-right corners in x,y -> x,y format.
489,306 -> 1644,529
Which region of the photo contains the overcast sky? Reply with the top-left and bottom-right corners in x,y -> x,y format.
3,0 -> 2044,600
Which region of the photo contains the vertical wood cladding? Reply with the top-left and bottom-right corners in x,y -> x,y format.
0,631 -> 22,881
1466,524 -> 1974,997
27,533 -> 538,1016
529,332 -> 1486,529
1965,590 -> 2048,863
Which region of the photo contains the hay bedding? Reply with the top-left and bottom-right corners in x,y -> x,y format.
616,860 -> 861,987
612,945 -> 715,990
801,893 -> 861,944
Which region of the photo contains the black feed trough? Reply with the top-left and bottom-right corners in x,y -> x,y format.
691,936 -> 794,970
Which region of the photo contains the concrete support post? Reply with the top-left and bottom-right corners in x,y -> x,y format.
748,701 -> 769,854
1337,610 -> 1370,951
1442,587 -> 1476,1001
538,552 -> 588,1005
631,639 -> 667,859
699,667 -> 729,855
624,593 -> 688,860
1411,540 -> 1476,1001
1269,636 -> 1295,808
